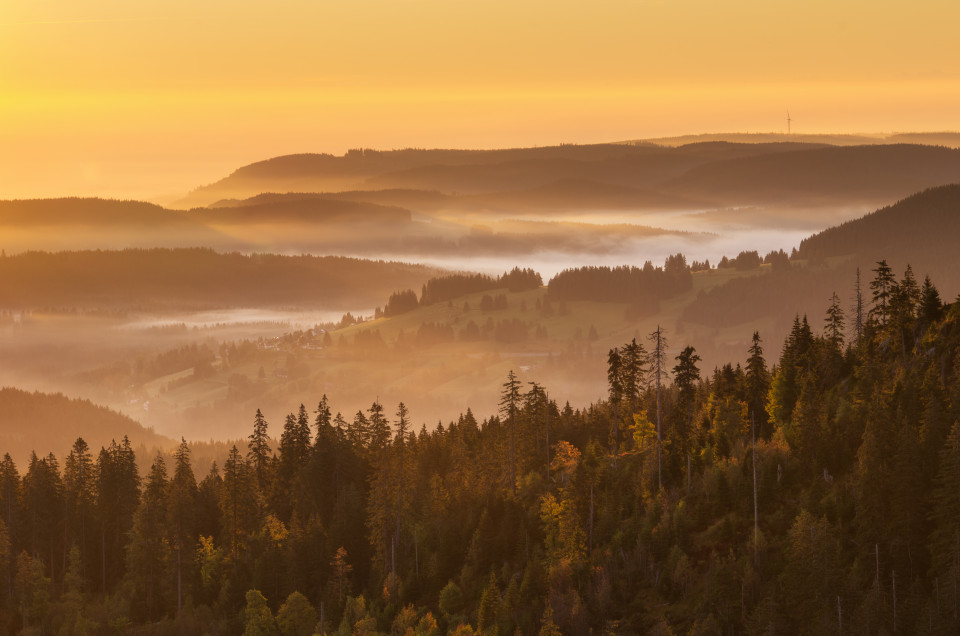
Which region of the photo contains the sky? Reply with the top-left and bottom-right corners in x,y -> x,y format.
1,0 -> 958,201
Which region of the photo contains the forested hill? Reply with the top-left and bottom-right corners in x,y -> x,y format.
0,198 -> 179,226
682,184 -> 960,334
2,267 -> 959,635
192,196 -> 412,225
0,387 -> 171,465
0,249 -> 441,310
168,142 -> 833,207
797,184 -> 960,283
174,141 -> 960,209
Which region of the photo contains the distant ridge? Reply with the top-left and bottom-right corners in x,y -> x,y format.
463,177 -> 711,212
171,142 -> 815,208
172,139 -> 960,209
631,131 -> 960,148
208,189 -> 454,212
0,197 -> 232,250
0,197 -> 193,226
0,248 -> 443,310
661,144 -> 960,206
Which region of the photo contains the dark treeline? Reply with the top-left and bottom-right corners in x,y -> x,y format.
547,254 -> 693,303
2,264 -> 960,634
0,249 -> 439,310
418,268 -> 542,307
379,291 -> 420,318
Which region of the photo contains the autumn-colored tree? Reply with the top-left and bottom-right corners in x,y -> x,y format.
14,551 -> 49,632
277,590 -> 318,636
243,588 -> 279,636
477,571 -> 501,635
329,545 -> 353,604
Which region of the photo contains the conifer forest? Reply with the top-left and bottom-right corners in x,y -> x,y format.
2,262 -> 959,635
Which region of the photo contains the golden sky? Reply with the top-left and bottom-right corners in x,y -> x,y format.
1,0 -> 958,200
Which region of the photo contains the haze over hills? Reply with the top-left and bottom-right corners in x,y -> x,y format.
0,196 -> 703,266
1,180 -> 948,443
3,135 -> 960,634
0,197 -> 231,252
8,0 -> 960,627
2,138 -> 960,442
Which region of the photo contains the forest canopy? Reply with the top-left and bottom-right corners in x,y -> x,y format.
1,261 -> 957,634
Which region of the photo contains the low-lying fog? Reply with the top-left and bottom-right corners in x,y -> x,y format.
120,308 -> 363,331
0,200 -> 875,445
366,213 -> 837,280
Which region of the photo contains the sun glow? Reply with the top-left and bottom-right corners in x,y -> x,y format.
2,0 -> 958,199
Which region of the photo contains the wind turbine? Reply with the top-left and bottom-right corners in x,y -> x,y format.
787,111 -> 792,135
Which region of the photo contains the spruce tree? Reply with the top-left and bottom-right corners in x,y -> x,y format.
247,409 -> 272,493
499,370 -> 522,494
870,260 -> 895,326
824,291 -> 845,351
221,445 -> 257,561
672,346 -> 701,471
167,438 -> 197,617
95,437 -> 140,593
606,347 -> 623,461
64,437 -> 94,583
126,454 -> 170,621
368,400 -> 391,456
745,332 -> 771,438
919,275 -> 943,328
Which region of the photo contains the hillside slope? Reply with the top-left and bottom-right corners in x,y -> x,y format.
662,144 -> 960,206
173,142 -> 826,207
796,184 -> 960,292
0,249 -> 443,310
0,387 -> 172,466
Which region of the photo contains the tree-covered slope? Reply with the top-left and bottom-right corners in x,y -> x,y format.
797,183 -> 960,275
1,266 -> 959,635
0,387 -> 171,465
0,249 -> 442,310
662,144 -> 960,206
